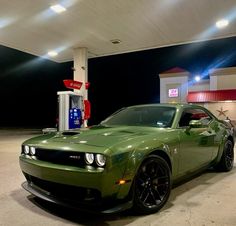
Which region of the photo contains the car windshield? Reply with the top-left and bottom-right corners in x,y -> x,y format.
101,106 -> 176,128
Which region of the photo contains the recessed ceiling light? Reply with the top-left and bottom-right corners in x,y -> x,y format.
48,51 -> 58,57
50,4 -> 66,13
194,75 -> 201,82
216,19 -> 229,29
110,39 -> 121,44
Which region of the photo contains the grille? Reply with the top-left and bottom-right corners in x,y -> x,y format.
25,174 -> 102,205
35,148 -> 85,167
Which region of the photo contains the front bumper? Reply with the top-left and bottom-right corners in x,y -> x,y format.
19,156 -> 133,213
22,181 -> 133,214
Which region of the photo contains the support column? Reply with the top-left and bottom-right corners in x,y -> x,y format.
73,47 -> 88,99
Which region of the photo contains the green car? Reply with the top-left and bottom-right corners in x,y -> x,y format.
19,104 -> 234,214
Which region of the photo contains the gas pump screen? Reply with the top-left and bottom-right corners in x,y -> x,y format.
168,88 -> 178,97
69,108 -> 82,129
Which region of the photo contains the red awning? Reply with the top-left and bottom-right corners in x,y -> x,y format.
187,89 -> 236,102
161,67 -> 188,74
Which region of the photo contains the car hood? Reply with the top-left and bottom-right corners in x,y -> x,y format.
48,125 -> 161,148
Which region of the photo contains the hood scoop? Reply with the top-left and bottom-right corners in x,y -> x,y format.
62,131 -> 80,136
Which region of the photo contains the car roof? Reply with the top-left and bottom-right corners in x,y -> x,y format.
126,103 -> 202,109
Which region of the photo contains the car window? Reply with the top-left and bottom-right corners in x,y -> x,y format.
178,108 -> 212,127
101,106 -> 176,128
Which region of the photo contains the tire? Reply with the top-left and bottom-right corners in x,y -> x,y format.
133,155 -> 171,214
215,140 -> 234,172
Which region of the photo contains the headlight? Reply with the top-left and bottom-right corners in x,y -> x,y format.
24,146 -> 30,155
95,154 -> 106,167
85,153 -> 94,165
30,147 -> 36,155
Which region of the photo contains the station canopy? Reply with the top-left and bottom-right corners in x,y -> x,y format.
1,0 -> 236,62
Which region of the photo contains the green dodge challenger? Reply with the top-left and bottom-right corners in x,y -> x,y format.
19,104 -> 234,214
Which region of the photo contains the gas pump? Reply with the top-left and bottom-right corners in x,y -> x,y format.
57,91 -> 83,131
57,80 -> 91,131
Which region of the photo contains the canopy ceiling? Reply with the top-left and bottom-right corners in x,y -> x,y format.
1,0 -> 236,62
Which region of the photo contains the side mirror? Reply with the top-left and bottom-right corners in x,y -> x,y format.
189,120 -> 203,128
185,120 -> 203,134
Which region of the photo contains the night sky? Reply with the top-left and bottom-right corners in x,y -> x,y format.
1,36 -> 236,128
0,47 -> 73,128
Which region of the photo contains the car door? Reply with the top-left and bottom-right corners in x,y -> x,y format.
177,107 -> 216,175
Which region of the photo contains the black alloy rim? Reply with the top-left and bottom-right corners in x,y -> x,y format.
225,142 -> 234,168
135,159 -> 170,208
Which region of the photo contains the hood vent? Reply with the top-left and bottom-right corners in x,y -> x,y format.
62,131 -> 80,136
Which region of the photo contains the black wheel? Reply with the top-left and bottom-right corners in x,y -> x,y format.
215,140 -> 234,172
133,155 -> 171,214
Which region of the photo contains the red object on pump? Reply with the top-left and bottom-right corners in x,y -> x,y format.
84,100 -> 91,120
85,82 -> 90,89
63,80 -> 83,90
